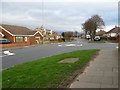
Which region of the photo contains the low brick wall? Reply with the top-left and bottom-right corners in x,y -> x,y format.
0,42 -> 30,48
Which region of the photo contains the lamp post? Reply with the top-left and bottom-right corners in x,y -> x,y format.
118,32 -> 120,48
41,0 -> 44,44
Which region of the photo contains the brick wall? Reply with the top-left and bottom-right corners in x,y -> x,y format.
0,42 -> 30,48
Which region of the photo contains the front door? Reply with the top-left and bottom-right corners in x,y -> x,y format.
35,37 -> 40,44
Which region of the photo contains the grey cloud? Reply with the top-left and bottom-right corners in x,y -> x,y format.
1,1 -> 118,32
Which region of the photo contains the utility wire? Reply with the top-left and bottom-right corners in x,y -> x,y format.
42,0 -> 44,27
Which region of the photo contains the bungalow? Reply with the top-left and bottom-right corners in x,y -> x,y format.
35,26 -> 59,41
0,24 -> 43,45
96,30 -> 106,36
107,26 -> 120,38
45,29 -> 53,35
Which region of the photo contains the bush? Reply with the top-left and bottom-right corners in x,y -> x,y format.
58,38 -> 63,42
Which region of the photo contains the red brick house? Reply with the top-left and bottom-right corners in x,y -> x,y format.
0,24 -> 43,45
106,26 -> 120,43
107,26 -> 120,38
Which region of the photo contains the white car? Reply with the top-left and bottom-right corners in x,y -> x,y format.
94,36 -> 101,41
86,35 -> 91,40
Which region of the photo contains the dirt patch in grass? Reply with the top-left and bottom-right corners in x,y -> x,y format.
58,58 -> 79,63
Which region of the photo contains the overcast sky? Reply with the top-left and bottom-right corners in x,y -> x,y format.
1,0 -> 119,33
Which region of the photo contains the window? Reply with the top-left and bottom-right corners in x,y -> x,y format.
25,37 -> 27,42
16,37 -> 23,42
35,37 -> 40,41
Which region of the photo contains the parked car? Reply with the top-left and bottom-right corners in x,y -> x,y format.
93,36 -> 101,41
86,35 -> 91,40
0,38 -> 10,44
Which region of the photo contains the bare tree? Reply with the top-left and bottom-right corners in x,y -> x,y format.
82,14 -> 105,36
64,31 -> 74,41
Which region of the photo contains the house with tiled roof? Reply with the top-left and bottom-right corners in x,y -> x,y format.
34,26 -> 60,41
107,26 -> 120,38
0,24 -> 43,45
96,30 -> 106,36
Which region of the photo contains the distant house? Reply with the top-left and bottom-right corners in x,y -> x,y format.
96,30 -> 106,36
35,26 -> 60,41
0,24 -> 43,45
34,26 -> 45,35
107,26 -> 120,38
45,29 -> 53,35
34,26 -> 53,35
79,34 -> 86,38
56,34 -> 63,40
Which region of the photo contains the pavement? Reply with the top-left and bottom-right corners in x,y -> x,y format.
1,38 -> 118,69
70,48 -> 118,88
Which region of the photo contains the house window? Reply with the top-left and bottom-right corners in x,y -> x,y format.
25,37 -> 27,42
16,37 -> 23,42
35,37 -> 40,40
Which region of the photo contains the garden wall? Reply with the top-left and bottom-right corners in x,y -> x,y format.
0,42 -> 30,48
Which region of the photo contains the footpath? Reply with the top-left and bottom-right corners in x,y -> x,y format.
70,48 -> 118,88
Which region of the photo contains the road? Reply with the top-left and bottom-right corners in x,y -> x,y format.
2,39 -> 118,69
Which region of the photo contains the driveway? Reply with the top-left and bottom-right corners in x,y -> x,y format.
2,38 -> 118,69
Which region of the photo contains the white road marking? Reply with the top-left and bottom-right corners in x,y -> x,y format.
58,44 -> 83,47
0,55 -> 7,57
3,51 -> 10,54
1,50 -> 15,57
66,44 -> 76,47
3,50 -> 15,55
7,53 -> 15,56
77,44 -> 83,47
58,44 -> 62,46
0,53 -> 15,57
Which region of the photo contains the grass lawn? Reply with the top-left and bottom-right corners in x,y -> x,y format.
2,49 -> 99,88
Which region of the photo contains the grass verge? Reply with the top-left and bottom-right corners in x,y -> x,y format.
2,49 -> 99,88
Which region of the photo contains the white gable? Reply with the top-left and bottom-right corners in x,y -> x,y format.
0,32 -> 4,37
